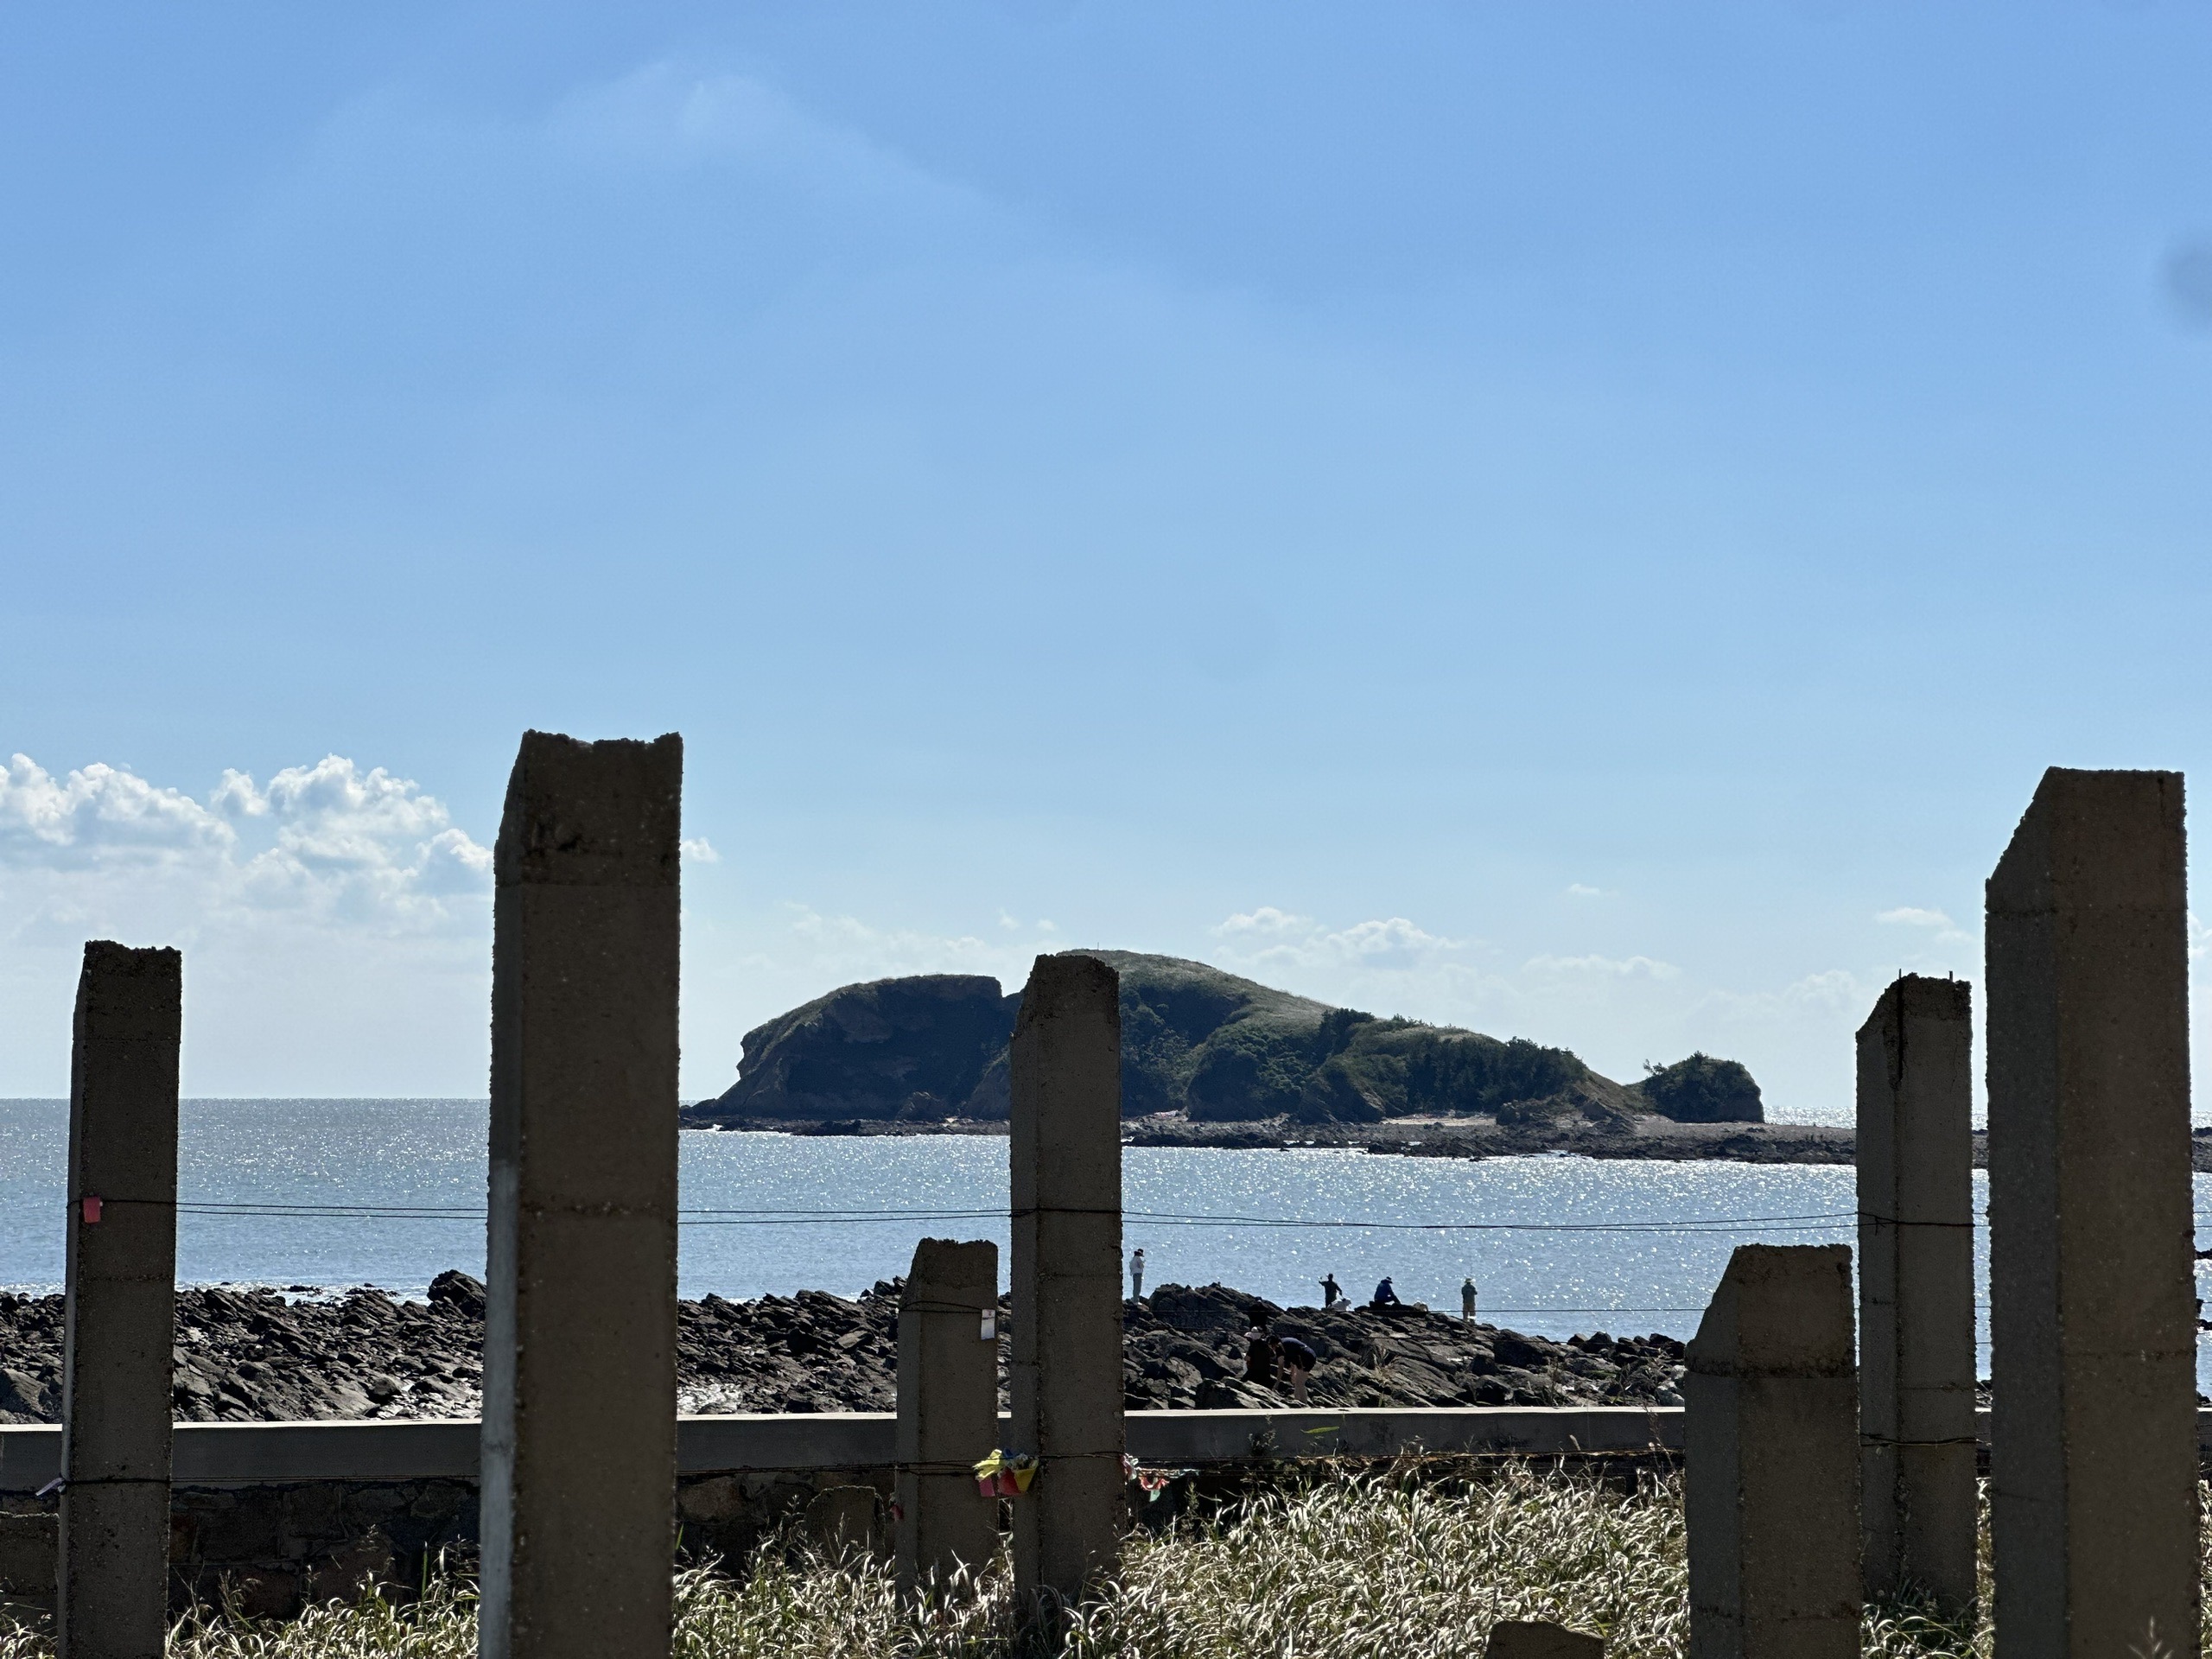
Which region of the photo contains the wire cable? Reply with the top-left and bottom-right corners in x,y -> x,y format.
168,1199 -> 1863,1235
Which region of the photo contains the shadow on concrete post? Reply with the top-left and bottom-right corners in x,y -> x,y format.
479,732 -> 683,1659
1486,1620 -> 1604,1658
60,941 -> 181,1659
1986,768 -> 2199,1659
1856,975 -> 1976,1611
1686,1243 -> 1859,1659
895,1237 -> 1000,1597
1008,952 -> 1123,1617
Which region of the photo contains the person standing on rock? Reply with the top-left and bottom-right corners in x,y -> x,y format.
1128,1248 -> 1146,1299
1320,1273 -> 1341,1309
1461,1276 -> 1478,1323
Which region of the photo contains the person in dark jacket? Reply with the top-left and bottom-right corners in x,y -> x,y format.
1370,1276 -> 1402,1308
1244,1317 -> 1278,1387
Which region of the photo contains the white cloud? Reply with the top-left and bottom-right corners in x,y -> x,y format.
0,753 -> 496,1095
1565,883 -> 1605,899
1703,967 -> 1868,1020
0,754 -> 236,867
738,905 -> 1066,995
0,753 -> 491,943
1876,906 -> 1952,929
1522,952 -> 1681,981
551,64 -> 982,223
1874,905 -> 1971,947
1212,907 -> 1464,970
681,837 -> 721,864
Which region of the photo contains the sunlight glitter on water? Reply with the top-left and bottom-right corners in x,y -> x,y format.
0,1101 -> 2203,1386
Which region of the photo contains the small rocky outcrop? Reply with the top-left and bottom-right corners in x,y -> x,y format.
1636,1052 -> 1764,1124
1122,1282 -> 1686,1411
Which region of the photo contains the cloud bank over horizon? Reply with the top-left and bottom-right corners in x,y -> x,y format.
5,748 -> 2205,1126
0,751 -> 492,931
0,752 -> 493,1097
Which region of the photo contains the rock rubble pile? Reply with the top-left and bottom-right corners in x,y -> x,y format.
0,1274 -> 1683,1423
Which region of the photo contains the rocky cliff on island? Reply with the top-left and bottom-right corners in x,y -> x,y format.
0,1274 -> 1684,1425
683,949 -> 1826,1162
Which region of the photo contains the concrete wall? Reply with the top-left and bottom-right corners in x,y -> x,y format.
7,1400 -> 2206,1617
0,1407 -> 1690,1611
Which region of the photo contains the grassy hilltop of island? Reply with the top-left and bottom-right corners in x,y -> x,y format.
683,950 -> 1853,1163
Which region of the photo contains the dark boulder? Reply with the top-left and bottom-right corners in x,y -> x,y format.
428,1270 -> 486,1319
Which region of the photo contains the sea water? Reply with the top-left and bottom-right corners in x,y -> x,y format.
1,1098 -> 2205,1386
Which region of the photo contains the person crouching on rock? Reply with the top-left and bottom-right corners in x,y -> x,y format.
1370,1276 -> 1402,1310
1244,1317 -> 1279,1389
1279,1333 -> 1317,1403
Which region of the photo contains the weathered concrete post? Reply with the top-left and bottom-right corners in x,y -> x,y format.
1008,952 -> 1123,1610
480,732 -> 683,1659
1686,1243 -> 1859,1659
895,1237 -> 1001,1594
1986,768 -> 2197,1659
59,941 -> 181,1659
1856,974 -> 1976,1610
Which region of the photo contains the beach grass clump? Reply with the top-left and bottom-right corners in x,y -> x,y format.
0,1463 -> 2050,1658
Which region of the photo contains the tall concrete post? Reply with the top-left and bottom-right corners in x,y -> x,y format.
480,732 -> 683,1659
1986,768 -> 2197,1659
1686,1243 -> 1859,1659
1856,974 -> 1976,1610
1008,952 -> 1123,1609
895,1237 -> 1001,1594
59,942 -> 181,1659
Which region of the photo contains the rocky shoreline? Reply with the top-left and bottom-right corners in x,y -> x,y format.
694,1116 -> 2212,1173
703,1111 -> 1865,1166
0,1274 -> 1686,1426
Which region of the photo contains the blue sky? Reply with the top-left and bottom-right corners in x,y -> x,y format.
3,2 -> 2209,1117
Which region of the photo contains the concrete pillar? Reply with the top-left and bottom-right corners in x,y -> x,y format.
480,732 -> 683,1659
1486,1622 -> 1604,1659
1008,952 -> 1123,1609
1856,974 -> 1976,1610
1686,1243 -> 1859,1659
1986,767 -> 2197,1659
895,1237 -> 1001,1593
59,942 -> 181,1659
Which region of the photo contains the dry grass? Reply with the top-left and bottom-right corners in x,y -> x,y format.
0,1464 -> 2114,1659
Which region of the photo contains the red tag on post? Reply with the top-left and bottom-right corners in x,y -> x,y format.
80,1196 -> 102,1224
